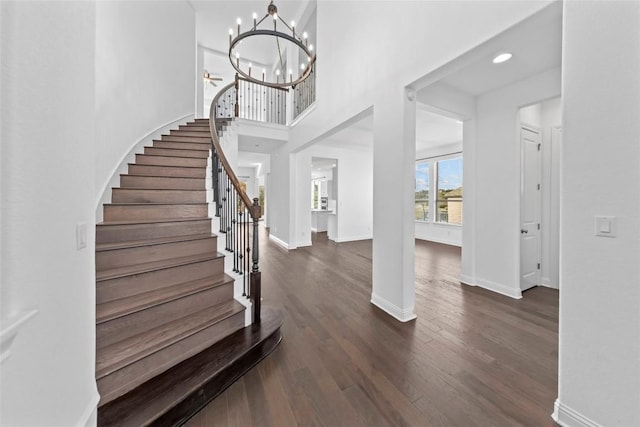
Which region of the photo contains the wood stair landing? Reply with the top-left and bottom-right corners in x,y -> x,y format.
96,118 -> 282,426
98,306 -> 283,427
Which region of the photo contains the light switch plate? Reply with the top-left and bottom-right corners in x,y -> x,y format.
76,222 -> 87,249
595,216 -> 616,238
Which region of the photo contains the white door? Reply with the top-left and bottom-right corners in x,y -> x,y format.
520,126 -> 542,291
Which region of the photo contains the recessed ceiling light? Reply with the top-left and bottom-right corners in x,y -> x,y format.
492,52 -> 513,64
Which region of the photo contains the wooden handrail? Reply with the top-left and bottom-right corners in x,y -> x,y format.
208,82 -> 260,220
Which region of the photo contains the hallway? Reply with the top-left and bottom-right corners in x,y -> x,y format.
187,230 -> 558,426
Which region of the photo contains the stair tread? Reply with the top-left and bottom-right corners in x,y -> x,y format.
104,202 -> 208,207
111,188 -> 207,192
96,274 -> 234,324
120,174 -> 204,179
96,300 -> 244,379
127,163 -> 205,170
96,233 -> 216,252
155,140 -> 211,147
98,217 -> 210,227
135,153 -> 209,160
96,252 -> 223,282
146,146 -> 207,152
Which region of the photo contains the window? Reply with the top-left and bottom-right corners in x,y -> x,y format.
415,162 -> 429,221
414,155 -> 463,225
436,157 -> 463,224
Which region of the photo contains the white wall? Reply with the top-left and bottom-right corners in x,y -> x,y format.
540,98 -> 561,288
265,1 -> 553,320
469,67 -> 560,299
417,82 -> 476,279
555,1 -> 640,426
270,1 -> 553,242
95,0 -> 196,213
334,148 -> 373,242
1,2 -> 99,425
292,144 -> 373,247
237,166 -> 258,201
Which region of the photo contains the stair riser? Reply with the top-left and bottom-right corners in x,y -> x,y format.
144,147 -> 208,159
135,154 -> 206,168
111,189 -> 206,204
170,130 -> 210,137
120,175 -> 205,190
153,141 -> 210,151
103,204 -> 208,221
127,164 -> 206,178
178,125 -> 210,132
97,311 -> 244,405
97,257 -> 223,303
159,136 -> 211,144
97,219 -> 211,245
97,282 -> 234,349
97,237 -> 217,271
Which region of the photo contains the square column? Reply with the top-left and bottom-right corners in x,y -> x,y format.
371,86 -> 417,322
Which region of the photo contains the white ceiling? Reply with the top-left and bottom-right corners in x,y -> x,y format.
223,1 -> 562,173
438,2 -> 562,96
191,0 -> 312,66
312,156 -> 337,171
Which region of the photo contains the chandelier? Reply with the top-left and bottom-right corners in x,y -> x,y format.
228,0 -> 316,89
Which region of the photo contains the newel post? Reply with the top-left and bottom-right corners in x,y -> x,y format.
250,197 -> 261,323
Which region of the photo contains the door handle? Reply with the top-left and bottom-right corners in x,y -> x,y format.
521,229 -> 528,234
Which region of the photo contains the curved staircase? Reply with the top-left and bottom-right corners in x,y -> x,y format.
95,119 -> 282,426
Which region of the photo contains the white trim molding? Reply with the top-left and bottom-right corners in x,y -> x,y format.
370,293 -> 417,322
95,113 -> 195,222
269,234 -> 291,250
332,234 -> 373,243
541,276 -> 559,289
0,309 -> 38,364
552,400 -> 603,427
77,390 -> 100,427
460,276 -> 522,299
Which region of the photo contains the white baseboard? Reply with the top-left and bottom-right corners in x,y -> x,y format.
461,276 -> 522,299
297,240 -> 312,248
477,278 -> 522,299
333,234 -> 372,243
552,399 -> 602,427
541,276 -> 559,289
268,234 -> 290,250
234,295 -> 253,327
94,113 -> 195,222
370,293 -> 417,322
1,309 -> 38,364
77,389 -> 100,427
459,274 -> 475,286
415,236 -> 462,247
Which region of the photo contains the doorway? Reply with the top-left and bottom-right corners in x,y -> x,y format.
520,125 -> 542,291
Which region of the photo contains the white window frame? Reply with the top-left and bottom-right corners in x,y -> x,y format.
415,152 -> 463,226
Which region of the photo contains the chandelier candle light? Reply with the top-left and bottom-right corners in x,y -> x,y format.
228,0 -> 316,88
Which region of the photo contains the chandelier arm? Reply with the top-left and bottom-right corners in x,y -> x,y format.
275,36 -> 285,72
255,14 -> 269,27
277,15 -> 294,34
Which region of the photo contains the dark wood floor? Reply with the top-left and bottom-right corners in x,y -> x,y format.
186,230 -> 559,427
